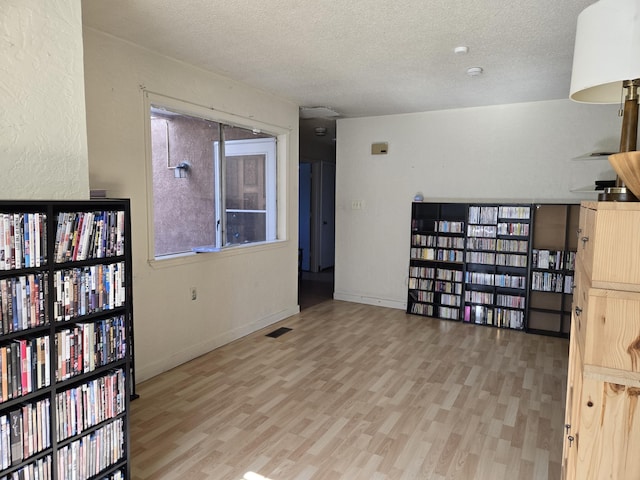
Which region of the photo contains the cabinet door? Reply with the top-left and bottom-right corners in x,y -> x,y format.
585,290 -> 640,371
575,376 -> 640,480
588,204 -> 640,290
562,323 -> 582,480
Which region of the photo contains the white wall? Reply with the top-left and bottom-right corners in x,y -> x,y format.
334,100 -> 621,309
83,29 -> 300,382
0,0 -> 89,199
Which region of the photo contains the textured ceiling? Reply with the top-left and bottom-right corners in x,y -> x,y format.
81,0 -> 595,118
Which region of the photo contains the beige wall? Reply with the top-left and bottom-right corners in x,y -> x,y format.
83,28 -> 300,382
334,100 -> 622,309
0,0 -> 89,199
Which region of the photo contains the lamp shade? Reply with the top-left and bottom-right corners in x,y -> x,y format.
570,0 -> 640,103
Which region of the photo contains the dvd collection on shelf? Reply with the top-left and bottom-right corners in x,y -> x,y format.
408,202 -> 578,335
0,336 -> 51,402
54,316 -> 126,382
0,200 -> 131,480
52,262 -> 126,322
530,249 -> 575,293
0,274 -> 48,335
0,214 -> 47,272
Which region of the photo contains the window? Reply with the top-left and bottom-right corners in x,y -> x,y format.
148,98 -> 279,258
215,138 -> 276,246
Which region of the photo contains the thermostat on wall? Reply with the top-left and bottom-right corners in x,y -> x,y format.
371,142 -> 388,155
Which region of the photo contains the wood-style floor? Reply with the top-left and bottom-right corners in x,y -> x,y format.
130,300 -> 568,480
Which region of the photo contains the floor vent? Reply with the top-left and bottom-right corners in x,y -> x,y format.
266,327 -> 292,338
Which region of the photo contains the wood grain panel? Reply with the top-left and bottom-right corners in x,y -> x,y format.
575,379 -> 640,480
585,289 -> 640,372
580,203 -> 640,291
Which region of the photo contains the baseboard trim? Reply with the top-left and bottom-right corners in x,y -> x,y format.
333,291 -> 406,310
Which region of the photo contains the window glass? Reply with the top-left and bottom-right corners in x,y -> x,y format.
149,105 -> 277,257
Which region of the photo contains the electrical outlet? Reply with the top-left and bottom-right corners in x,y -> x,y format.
190,287 -> 197,301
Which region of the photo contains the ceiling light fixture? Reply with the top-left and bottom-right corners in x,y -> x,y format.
466,67 -> 483,77
570,0 -> 640,201
454,46 -> 469,54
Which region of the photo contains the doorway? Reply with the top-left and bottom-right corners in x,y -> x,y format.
298,118 -> 336,309
299,161 -> 335,309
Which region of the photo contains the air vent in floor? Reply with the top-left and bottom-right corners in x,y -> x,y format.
265,327 -> 292,338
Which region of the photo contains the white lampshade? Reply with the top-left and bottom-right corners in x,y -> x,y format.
570,0 -> 640,103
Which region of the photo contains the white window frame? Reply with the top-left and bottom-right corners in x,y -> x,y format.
214,138 -> 277,248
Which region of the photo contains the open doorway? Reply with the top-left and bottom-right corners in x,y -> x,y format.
298,117 -> 336,309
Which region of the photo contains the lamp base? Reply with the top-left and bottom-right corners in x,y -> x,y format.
598,186 -> 639,202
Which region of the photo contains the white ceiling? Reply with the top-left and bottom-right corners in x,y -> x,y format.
81,0 -> 595,119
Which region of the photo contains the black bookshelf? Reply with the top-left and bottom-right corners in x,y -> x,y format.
407,202 -> 582,334
408,203 -> 466,321
527,204 -> 579,338
463,204 -> 531,330
0,199 -> 132,480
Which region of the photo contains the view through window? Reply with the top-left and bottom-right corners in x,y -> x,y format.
150,105 -> 277,257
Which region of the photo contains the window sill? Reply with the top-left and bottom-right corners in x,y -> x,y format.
148,239 -> 290,269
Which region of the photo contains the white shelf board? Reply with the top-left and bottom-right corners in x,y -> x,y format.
571,152 -> 615,161
570,186 -> 601,194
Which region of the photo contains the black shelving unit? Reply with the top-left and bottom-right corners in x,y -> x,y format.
0,199 -> 132,480
408,201 -> 579,336
407,203 -> 466,321
408,202 -> 533,331
527,204 -> 579,338
463,204 -> 531,330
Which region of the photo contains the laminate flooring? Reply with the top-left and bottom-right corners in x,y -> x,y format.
130,300 -> 568,480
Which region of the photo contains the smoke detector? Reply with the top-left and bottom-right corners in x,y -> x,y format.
466,67 -> 484,77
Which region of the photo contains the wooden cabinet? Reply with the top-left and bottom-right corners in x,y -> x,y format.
562,201 -> 640,480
